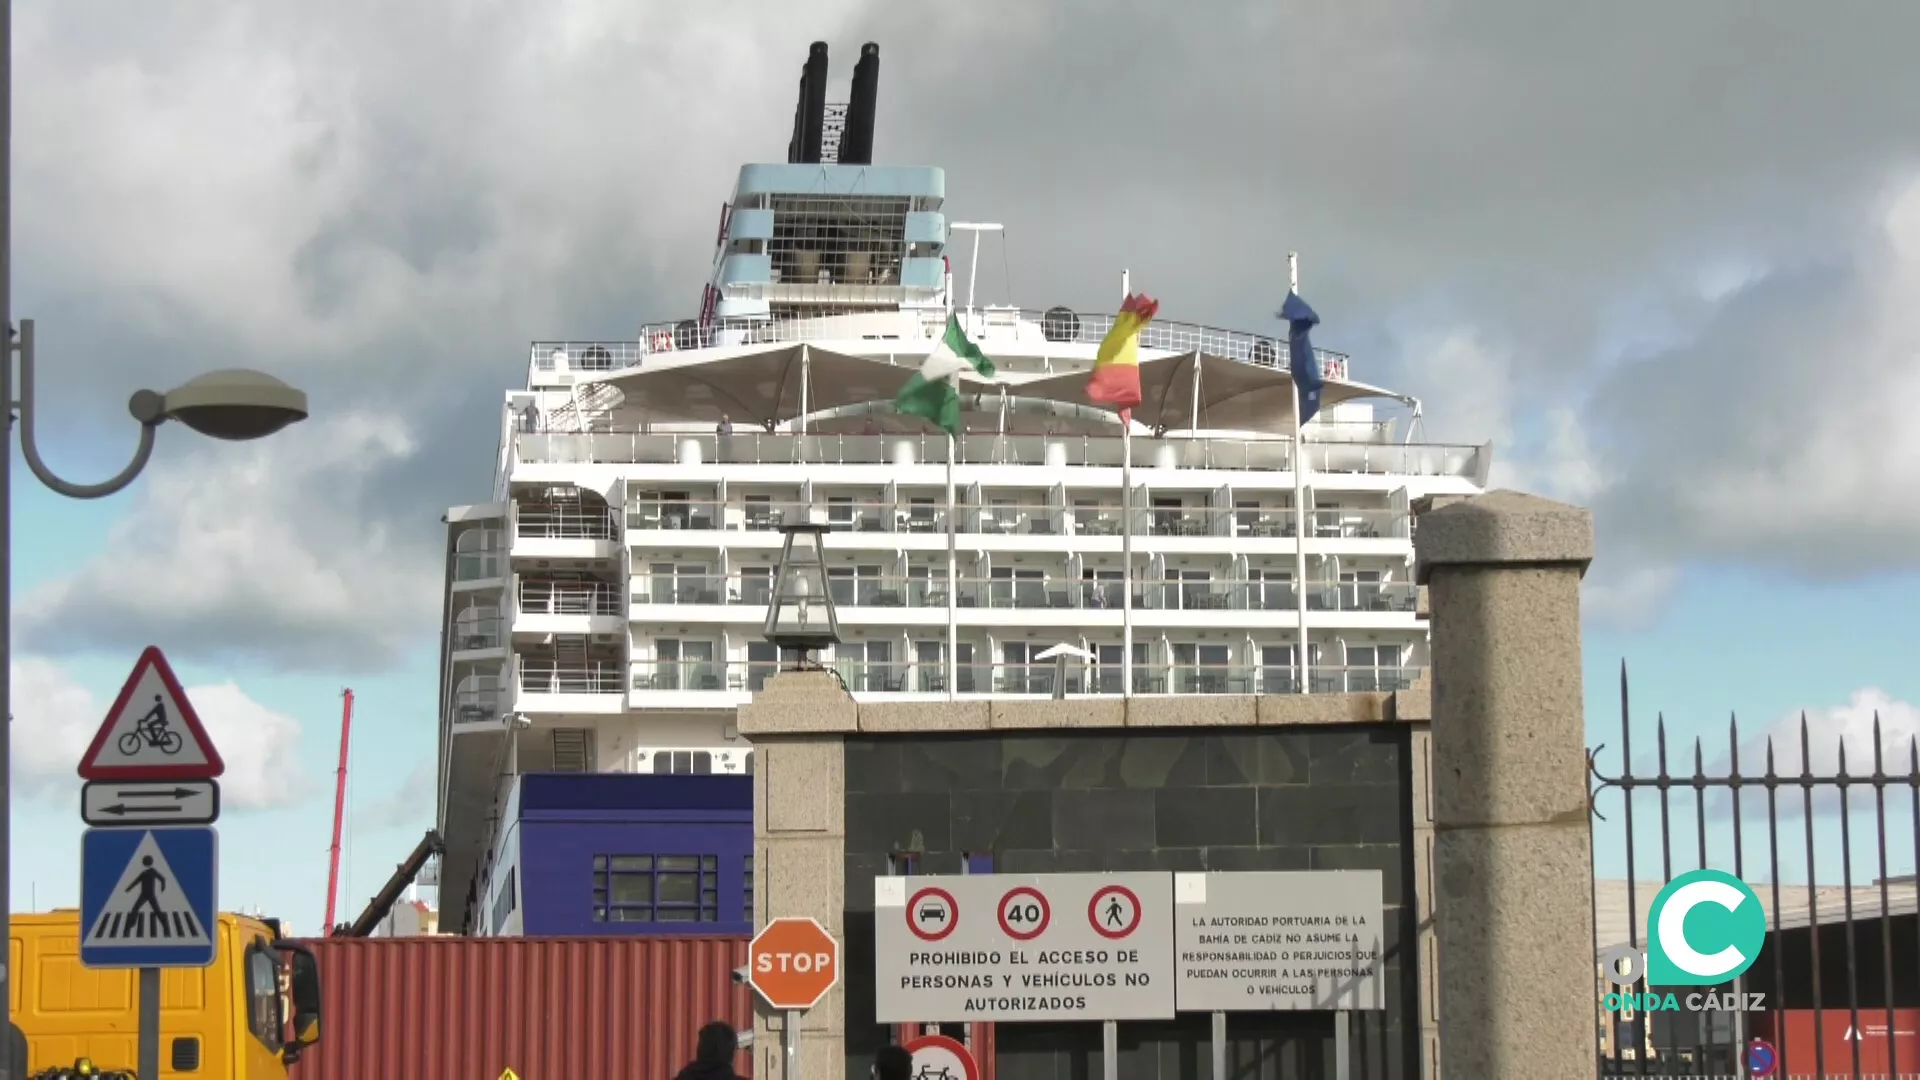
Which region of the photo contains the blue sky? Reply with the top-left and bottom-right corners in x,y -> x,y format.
10,3 -> 1920,932
10,477 -> 440,934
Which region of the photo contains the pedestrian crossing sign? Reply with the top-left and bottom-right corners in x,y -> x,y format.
79,826 -> 219,968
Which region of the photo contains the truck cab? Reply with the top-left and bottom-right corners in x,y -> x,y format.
8,911 -> 321,1079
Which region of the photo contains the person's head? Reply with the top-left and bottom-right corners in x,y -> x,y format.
720,413 -> 731,424
871,1044 -> 913,1080
694,1021 -> 737,1066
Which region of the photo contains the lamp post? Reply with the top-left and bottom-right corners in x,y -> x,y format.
2,7 -> 311,1051
763,523 -> 839,670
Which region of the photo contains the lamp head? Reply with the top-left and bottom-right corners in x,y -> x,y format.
161,369 -> 309,441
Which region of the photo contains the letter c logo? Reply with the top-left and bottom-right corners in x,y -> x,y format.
1645,870 -> 1766,986
1658,880 -> 1749,978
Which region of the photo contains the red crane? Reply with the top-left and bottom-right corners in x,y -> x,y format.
323,688 -> 354,933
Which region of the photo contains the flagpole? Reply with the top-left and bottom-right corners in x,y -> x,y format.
1121,417 -> 1133,697
1289,252 -> 1311,696
946,431 -> 959,700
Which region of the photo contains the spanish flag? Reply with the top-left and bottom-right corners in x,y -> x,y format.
1085,293 -> 1160,423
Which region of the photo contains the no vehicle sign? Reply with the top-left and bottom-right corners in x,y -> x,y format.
872,872 -> 1175,1023
910,887 -> 959,942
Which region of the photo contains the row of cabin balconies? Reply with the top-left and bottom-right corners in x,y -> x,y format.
629,572 -> 1420,615
512,429 -> 1489,482
621,660 -> 1421,698
448,658 -> 1422,725
445,635 -> 1419,729
625,497 -> 1405,542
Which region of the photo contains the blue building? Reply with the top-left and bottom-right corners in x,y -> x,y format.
474,772 -> 753,937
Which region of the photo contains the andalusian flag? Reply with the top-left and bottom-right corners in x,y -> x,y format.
1086,294 -> 1160,424
896,315 -> 996,436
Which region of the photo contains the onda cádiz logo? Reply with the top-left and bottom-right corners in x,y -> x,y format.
1599,869 -> 1770,1015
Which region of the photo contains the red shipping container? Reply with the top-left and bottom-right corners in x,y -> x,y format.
288,935 -> 755,1080
1748,1008 -> 1920,1076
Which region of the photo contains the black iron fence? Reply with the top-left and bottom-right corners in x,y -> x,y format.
1589,665 -> 1920,1079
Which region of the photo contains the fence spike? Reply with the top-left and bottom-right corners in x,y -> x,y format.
1728,712 -> 1743,782
1656,712 -> 1670,771
1800,711 -> 1815,777
1766,736 -> 1778,778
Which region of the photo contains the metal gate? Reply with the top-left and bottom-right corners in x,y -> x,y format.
1589,665 -> 1920,1078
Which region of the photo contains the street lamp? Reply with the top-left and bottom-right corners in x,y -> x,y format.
1,318 -> 309,1066
763,523 -> 839,668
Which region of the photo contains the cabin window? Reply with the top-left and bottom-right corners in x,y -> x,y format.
592,854 -> 721,923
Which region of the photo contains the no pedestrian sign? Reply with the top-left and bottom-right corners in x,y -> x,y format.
873,872 -> 1174,1023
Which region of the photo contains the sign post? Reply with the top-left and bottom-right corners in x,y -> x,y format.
746,916 -> 841,1080
75,647 -> 226,1080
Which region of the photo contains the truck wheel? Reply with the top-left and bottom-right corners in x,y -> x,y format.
8,1022 -> 25,1078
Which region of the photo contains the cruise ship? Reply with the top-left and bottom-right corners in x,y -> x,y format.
433,42 -> 1491,935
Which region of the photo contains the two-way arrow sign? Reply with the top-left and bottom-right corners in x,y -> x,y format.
81,780 -> 220,827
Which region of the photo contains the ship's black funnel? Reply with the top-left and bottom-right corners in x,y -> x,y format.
840,43 -> 880,165
794,41 -> 830,164
787,72 -> 807,164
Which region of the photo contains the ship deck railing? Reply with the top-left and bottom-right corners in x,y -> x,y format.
513,429 -> 1486,480
533,307 -> 1352,379
624,575 -> 1420,615
627,661 -> 1424,698
619,500 -> 1407,540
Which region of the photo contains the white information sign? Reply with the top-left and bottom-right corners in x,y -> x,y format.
1173,870 -> 1387,1011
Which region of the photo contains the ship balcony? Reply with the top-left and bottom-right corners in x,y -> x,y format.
621,659 -> 1424,702
449,615 -> 507,659
514,658 -> 627,715
452,545 -> 507,589
514,579 -> 625,636
621,498 -> 1410,549
448,679 -> 507,735
517,430 -> 1488,483
511,500 -> 620,562
624,573 -> 1419,629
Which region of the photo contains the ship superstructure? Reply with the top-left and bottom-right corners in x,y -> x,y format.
433,42 -> 1491,934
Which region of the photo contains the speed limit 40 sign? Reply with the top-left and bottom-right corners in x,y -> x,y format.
997,886 -> 1051,939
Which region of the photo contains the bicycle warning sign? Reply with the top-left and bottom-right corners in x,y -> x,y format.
76,647 -> 226,781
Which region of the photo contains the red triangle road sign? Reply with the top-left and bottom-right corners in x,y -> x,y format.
77,646 -> 225,781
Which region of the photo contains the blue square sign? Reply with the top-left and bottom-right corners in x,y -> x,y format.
79,826 -> 219,968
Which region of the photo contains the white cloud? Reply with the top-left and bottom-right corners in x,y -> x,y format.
1741,688 -> 1920,780
16,410 -> 440,672
9,655 -> 310,810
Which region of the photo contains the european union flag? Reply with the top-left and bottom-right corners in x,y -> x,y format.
1281,291 -> 1323,426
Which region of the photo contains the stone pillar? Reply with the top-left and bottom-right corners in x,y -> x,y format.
1414,490 -> 1596,1078
737,671 -> 859,1080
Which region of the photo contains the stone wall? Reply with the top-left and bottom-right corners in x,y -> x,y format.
843,728 -> 1422,1080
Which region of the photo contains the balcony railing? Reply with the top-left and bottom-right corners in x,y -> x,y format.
516,505 -> 618,541
519,580 -> 623,616
450,619 -> 504,651
518,430 -> 1487,481
540,308 -> 1352,378
454,550 -> 505,581
619,498 -> 1408,541
518,662 -> 625,694
452,687 -> 500,725
623,661 -> 1423,697
627,574 -> 1419,614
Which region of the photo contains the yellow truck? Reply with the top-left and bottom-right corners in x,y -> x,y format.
8,911 -> 320,1079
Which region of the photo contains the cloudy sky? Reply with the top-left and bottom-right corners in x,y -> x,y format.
9,1 -> 1920,929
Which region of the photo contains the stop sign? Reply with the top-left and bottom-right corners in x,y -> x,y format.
748,917 -> 841,1010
